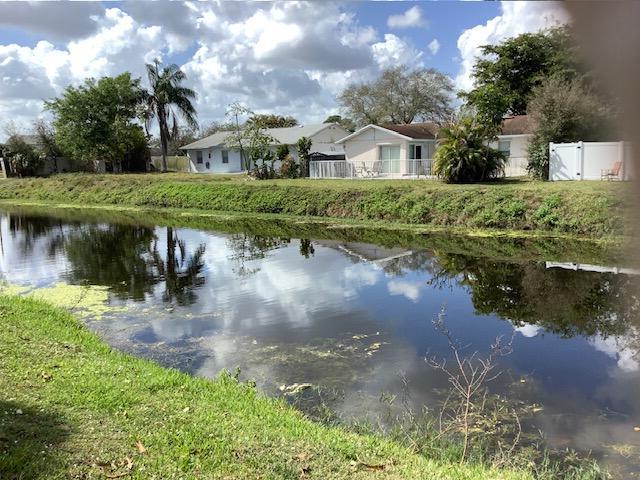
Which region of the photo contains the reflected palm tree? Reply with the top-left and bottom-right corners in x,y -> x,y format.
152,227 -> 206,305
226,233 -> 290,277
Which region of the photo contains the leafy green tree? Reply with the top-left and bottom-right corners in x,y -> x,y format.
296,136 -> 313,178
463,27 -> 581,126
526,75 -> 615,179
46,73 -> 146,172
339,65 -> 453,126
225,119 -> 276,177
324,115 -> 356,132
246,114 -> 298,128
2,135 -> 42,177
433,117 -> 506,183
143,60 -> 198,172
199,121 -> 236,137
164,126 -> 199,156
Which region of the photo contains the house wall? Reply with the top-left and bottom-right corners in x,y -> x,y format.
186,125 -> 349,174
342,128 -> 409,163
491,134 -> 532,177
309,125 -> 349,156
187,147 -> 243,173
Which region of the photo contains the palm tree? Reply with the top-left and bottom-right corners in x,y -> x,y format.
144,60 -> 198,172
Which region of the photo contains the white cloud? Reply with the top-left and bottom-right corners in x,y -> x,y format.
372,34 -> 424,70
455,1 -> 570,91
387,6 -> 426,29
427,38 -> 440,55
0,1 -> 431,135
514,323 -> 542,338
590,332 -> 640,373
387,279 -> 423,302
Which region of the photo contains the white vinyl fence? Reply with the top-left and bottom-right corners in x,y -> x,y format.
503,156 -> 528,177
310,159 -> 435,179
549,141 -> 633,181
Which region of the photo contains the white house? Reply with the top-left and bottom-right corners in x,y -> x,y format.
328,115 -> 532,178
181,123 -> 349,174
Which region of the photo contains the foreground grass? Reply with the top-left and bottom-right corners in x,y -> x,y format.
0,173 -> 630,238
0,295 -> 538,479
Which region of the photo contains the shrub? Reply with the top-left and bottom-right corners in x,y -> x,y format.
433,118 -> 506,183
279,154 -> 299,178
3,136 -> 43,177
526,75 -> 615,179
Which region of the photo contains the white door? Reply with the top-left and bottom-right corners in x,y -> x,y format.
379,145 -> 401,173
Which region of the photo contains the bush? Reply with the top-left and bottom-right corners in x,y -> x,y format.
279,154 -> 299,178
3,136 -> 43,177
526,75 -> 615,179
433,118 -> 506,183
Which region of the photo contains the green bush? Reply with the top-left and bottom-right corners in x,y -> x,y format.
433,118 -> 506,183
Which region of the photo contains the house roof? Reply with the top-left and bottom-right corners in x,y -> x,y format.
181,123 -> 339,150
500,115 -> 530,135
381,123 -> 439,140
335,124 -> 415,143
336,116 -> 531,144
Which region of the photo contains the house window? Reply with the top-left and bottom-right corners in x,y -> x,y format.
222,150 -> 229,164
206,161 -> 210,169
196,151 -> 203,164
410,144 -> 422,160
498,140 -> 511,157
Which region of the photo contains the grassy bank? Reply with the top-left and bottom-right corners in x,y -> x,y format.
0,173 -> 629,238
0,295 -> 538,479
0,201 -> 629,267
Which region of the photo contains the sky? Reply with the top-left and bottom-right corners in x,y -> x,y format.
0,1 -> 569,137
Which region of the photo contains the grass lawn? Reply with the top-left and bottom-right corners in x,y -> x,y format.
0,295 -> 539,479
0,173 -> 630,238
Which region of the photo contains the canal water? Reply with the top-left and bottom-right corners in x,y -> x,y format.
0,208 -> 638,476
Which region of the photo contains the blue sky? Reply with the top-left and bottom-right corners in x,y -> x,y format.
0,1 -> 567,135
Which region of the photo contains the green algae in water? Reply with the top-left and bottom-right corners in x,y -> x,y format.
0,282 -> 119,320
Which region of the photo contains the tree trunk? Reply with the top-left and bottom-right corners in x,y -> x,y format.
159,106 -> 169,173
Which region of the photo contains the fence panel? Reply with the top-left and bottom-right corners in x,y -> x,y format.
309,161 -> 354,178
550,141 -> 631,181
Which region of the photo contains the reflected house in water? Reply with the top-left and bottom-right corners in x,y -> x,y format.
546,261 -> 640,276
316,240 -> 414,264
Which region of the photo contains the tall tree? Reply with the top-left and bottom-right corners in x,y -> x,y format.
462,26 -> 581,126
144,60 -> 198,172
323,115 -> 356,132
526,75 -> 615,179
246,114 -> 298,128
338,65 -> 453,126
33,120 -> 64,172
46,73 -> 146,172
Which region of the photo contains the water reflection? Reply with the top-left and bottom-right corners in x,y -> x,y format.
1,210 -> 639,476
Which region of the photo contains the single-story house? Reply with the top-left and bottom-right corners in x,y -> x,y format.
181,123 -> 350,174
333,115 -> 532,177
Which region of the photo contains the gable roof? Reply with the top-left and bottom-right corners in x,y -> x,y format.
382,123 -> 438,140
181,123 -> 340,150
337,116 -> 531,144
335,124 -> 415,143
